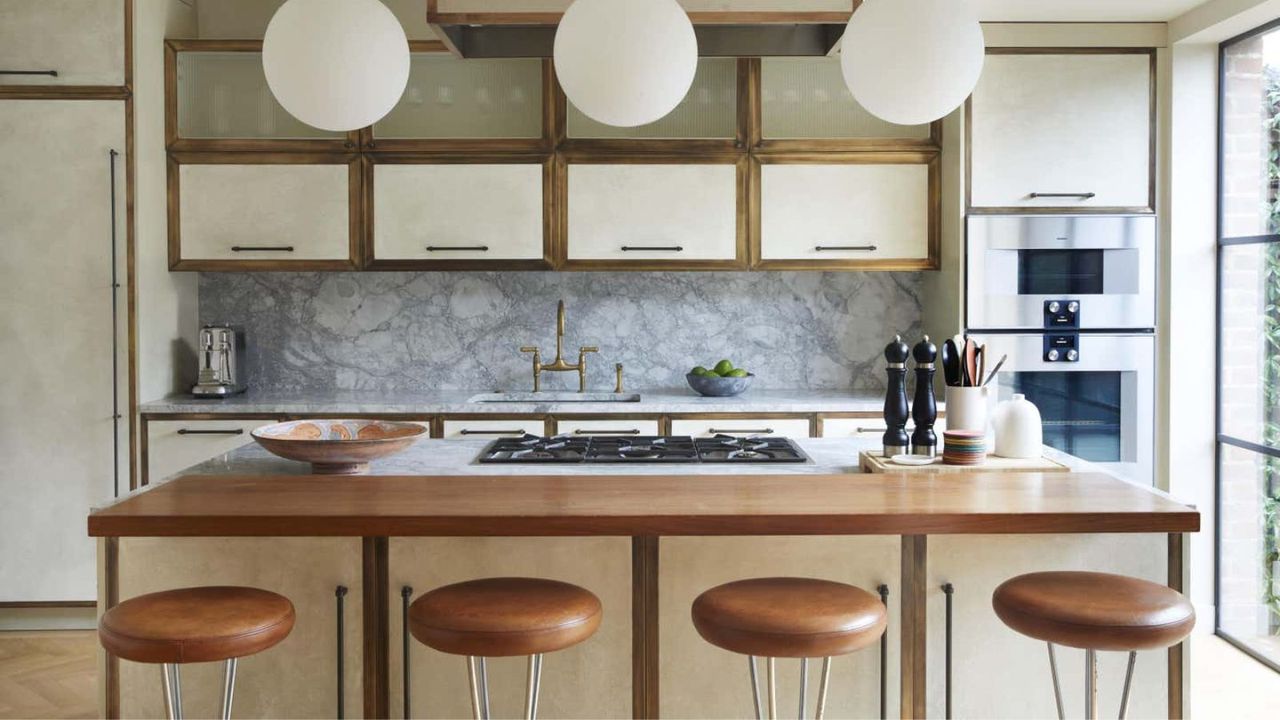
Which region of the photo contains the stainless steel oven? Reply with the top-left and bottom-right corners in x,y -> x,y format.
967,332 -> 1153,484
967,215 -> 1156,332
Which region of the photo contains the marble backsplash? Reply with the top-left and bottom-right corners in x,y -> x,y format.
198,272 -> 923,393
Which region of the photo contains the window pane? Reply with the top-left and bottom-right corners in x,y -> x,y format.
761,57 -> 930,139
1220,242 -> 1280,448
566,58 -> 737,139
177,52 -> 340,139
1217,443 -> 1280,664
374,56 -> 543,139
1221,32 -> 1280,237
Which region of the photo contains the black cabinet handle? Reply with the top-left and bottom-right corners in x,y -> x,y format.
335,585 -> 348,719
109,150 -> 120,499
0,70 -> 58,76
708,428 -> 773,435
877,584 -> 889,720
620,245 -> 683,252
458,429 -> 526,436
426,245 -> 489,252
401,586 -> 413,719
231,245 -> 295,252
176,428 -> 245,436
1028,192 -> 1096,199
942,583 -> 955,720
572,428 -> 642,435
815,245 -> 877,252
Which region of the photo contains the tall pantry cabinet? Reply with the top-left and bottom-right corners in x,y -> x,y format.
0,1 -> 129,603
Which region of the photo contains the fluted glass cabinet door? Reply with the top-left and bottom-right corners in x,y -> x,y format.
374,56 -> 544,139
176,52 -> 340,140
760,58 -> 930,140
566,58 -> 737,139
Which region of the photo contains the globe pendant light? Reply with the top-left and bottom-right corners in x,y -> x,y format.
554,0 -> 698,128
263,0 -> 410,132
839,0 -> 984,126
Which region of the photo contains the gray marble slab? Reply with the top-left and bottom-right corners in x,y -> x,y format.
140,388 -> 891,415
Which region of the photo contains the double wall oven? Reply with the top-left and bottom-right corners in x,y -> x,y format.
966,215 -> 1156,484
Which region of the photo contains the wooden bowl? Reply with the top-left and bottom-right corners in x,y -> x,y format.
251,419 -> 427,475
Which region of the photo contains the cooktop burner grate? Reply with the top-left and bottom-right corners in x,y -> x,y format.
477,434 -> 809,464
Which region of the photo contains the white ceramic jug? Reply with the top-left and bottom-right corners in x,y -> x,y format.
993,393 -> 1043,459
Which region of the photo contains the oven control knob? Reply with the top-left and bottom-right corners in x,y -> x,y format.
1048,301 -> 1061,314
1046,349 -> 1060,362
1067,301 -> 1079,314
1066,349 -> 1079,362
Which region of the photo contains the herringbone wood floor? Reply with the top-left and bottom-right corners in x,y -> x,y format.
0,631 -> 96,719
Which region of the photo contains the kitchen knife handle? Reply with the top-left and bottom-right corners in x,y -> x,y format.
426,245 -> 489,252
1027,192 -> 1096,199
620,245 -> 683,252
708,428 -> 774,435
815,245 -> 877,252
231,245 -> 295,252
176,428 -> 245,436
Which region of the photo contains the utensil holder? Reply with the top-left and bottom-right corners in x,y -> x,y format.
944,386 -> 990,435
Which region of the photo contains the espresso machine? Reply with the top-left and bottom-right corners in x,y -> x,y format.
191,324 -> 247,397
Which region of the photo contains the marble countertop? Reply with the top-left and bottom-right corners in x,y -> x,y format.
140,388 -> 892,416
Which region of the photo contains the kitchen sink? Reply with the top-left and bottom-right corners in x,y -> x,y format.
467,392 -> 641,403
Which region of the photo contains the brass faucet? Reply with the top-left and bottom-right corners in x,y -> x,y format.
520,300 -> 598,392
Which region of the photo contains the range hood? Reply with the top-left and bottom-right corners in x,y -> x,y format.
432,23 -> 847,58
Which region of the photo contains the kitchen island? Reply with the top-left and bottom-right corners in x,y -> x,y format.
89,438 -> 1197,720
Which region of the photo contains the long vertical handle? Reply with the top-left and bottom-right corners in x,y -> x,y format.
336,585 -> 348,719
109,149 -> 121,498
877,584 -> 889,720
401,586 -> 413,719
942,583 -> 955,720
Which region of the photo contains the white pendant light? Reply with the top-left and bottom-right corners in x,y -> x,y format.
263,0 -> 410,132
839,0 -> 985,126
554,0 -> 698,128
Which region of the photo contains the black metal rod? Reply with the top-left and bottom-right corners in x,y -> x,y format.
573,428 -> 641,435
459,429 -> 526,435
877,584 -> 888,720
815,245 -> 877,252
942,583 -> 955,720
708,428 -> 774,435
1027,192 -> 1096,199
176,428 -> 245,436
401,586 -> 413,719
620,245 -> 683,252
109,150 -> 120,499
0,69 -> 58,76
230,245 -> 294,252
426,245 -> 489,252
336,585 -> 348,719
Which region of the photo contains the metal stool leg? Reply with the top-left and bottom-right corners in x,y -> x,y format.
160,664 -> 177,720
169,664 -> 184,720
814,657 -> 832,720
748,656 -> 764,720
1084,649 -> 1098,720
1046,643 -> 1065,720
524,653 -> 543,720
220,658 -> 237,719
1118,651 -> 1137,719
797,658 -> 808,719
467,657 -> 483,720
766,657 -> 777,720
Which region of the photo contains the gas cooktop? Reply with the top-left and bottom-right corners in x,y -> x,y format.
477,434 -> 810,464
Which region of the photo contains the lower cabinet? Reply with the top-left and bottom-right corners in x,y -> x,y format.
660,537 -> 899,719
926,534 -> 1170,719
669,416 -> 813,438
552,417 -> 661,436
440,417 -> 547,438
389,538 -> 633,719
114,537 -> 363,719
144,418 -> 279,485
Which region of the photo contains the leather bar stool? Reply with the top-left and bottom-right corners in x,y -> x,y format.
408,577 -> 602,720
993,571 -> 1195,719
692,578 -> 888,720
98,586 -> 296,720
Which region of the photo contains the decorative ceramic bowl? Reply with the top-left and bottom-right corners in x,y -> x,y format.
251,419 -> 427,475
686,372 -> 754,397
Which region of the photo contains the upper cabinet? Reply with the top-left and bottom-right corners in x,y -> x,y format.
0,0 -> 126,87
968,50 -> 1155,213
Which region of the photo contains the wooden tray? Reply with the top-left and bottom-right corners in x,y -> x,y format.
859,451 -> 1070,474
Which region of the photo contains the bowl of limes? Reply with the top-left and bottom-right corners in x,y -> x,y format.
686,359 -> 754,397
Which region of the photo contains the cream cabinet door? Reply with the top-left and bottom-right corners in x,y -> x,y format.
0,1 -> 125,86
820,416 -> 946,438
553,418 -> 661,436
145,419 -> 279,485
176,163 -> 352,263
759,163 -> 931,262
669,417 -> 813,438
970,53 -> 1153,210
373,163 -> 545,261
116,538 -> 363,719
440,418 -> 546,438
566,164 -> 740,262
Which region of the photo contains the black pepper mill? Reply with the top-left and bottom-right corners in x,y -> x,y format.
882,335 -> 911,457
911,335 -> 938,457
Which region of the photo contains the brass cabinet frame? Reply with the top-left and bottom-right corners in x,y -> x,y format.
167,152 -> 363,271
964,47 -> 1158,215
362,153 -> 556,270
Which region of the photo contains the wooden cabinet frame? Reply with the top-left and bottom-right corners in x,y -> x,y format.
362,153 -> 556,270
964,47 -> 1158,215
749,151 -> 942,271
167,152 -> 363,271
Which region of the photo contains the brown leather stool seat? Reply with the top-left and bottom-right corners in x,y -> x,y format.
993,571 -> 1195,652
692,577 -> 887,658
100,586 -> 296,664
409,577 -> 602,658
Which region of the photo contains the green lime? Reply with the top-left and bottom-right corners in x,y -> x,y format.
713,359 -> 735,376
726,368 -> 749,378
691,366 -> 712,377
